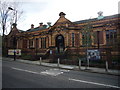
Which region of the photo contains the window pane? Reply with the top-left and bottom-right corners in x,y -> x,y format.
72,33 -> 74,47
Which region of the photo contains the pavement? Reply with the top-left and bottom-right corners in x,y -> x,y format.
2,57 -> 120,76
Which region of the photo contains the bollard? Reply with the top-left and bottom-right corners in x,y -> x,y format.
87,58 -> 89,69
85,57 -> 89,70
79,59 -> 81,70
57,58 -> 60,68
39,57 -> 42,65
105,60 -> 108,72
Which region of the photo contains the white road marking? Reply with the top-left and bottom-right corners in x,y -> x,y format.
69,78 -> 120,88
11,67 -> 69,76
40,69 -> 64,76
51,68 -> 70,72
11,67 -> 119,88
11,67 -> 41,75
59,69 -> 70,72
41,71 -> 63,76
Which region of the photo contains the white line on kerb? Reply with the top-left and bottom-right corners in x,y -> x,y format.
69,78 -> 120,88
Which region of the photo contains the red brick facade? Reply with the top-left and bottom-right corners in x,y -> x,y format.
5,12 -> 120,63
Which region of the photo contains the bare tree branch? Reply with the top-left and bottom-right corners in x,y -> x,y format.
0,0 -> 24,36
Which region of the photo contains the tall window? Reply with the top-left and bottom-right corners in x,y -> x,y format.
82,34 -> 86,46
22,40 -> 27,48
82,32 -> 92,46
106,30 -> 117,45
41,38 -> 43,48
44,37 -> 46,48
41,37 -> 46,48
72,33 -> 75,47
29,39 -> 34,48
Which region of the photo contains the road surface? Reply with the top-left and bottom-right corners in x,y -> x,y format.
2,59 -> 120,88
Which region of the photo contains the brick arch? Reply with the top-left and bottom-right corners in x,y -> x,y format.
55,34 -> 65,53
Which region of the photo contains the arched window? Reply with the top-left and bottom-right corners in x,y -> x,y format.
55,35 -> 64,53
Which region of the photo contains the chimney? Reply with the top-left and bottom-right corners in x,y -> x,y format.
47,22 -> 51,27
43,24 -> 47,28
59,12 -> 66,18
31,24 -> 34,29
39,22 -> 43,27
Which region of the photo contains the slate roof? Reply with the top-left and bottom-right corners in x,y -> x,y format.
74,14 -> 119,24
26,25 -> 47,32
23,14 -> 119,33
18,30 -> 25,32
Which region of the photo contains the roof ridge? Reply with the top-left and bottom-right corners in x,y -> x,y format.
74,14 -> 120,24
26,26 -> 47,32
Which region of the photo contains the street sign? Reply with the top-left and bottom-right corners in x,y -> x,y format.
87,49 -> 100,60
8,49 -> 21,55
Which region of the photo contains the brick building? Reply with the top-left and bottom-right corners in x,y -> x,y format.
5,12 -> 120,64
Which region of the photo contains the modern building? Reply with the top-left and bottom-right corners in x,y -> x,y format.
5,12 -> 120,64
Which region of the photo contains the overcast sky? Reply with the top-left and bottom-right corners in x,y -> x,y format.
8,0 -> 119,32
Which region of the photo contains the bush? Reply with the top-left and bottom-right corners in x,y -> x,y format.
21,53 -> 32,60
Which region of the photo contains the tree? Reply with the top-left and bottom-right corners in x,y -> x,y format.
81,20 -> 94,47
0,0 -> 24,36
0,0 -> 24,56
81,19 -> 95,69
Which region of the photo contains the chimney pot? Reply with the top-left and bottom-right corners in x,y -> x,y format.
47,22 -> 51,27
39,22 -> 43,27
59,12 -> 66,17
31,24 -> 34,29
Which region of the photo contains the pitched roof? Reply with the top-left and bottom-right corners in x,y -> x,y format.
18,29 -> 25,33
52,12 -> 73,26
26,25 -> 47,32
74,14 -> 119,24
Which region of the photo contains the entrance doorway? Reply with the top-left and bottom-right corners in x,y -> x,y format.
55,35 -> 65,53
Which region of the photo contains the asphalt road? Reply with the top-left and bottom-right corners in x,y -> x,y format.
0,59 -> 2,90
2,59 -> 120,88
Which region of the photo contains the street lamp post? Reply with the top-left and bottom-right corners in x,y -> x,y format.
13,36 -> 16,61
13,10 -> 17,24
97,11 -> 109,71
97,31 -> 100,49
11,8 -> 17,61
2,6 -> 17,60
2,7 -> 14,56
2,7 -> 13,37
2,8 -> 12,37
10,7 -> 17,25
